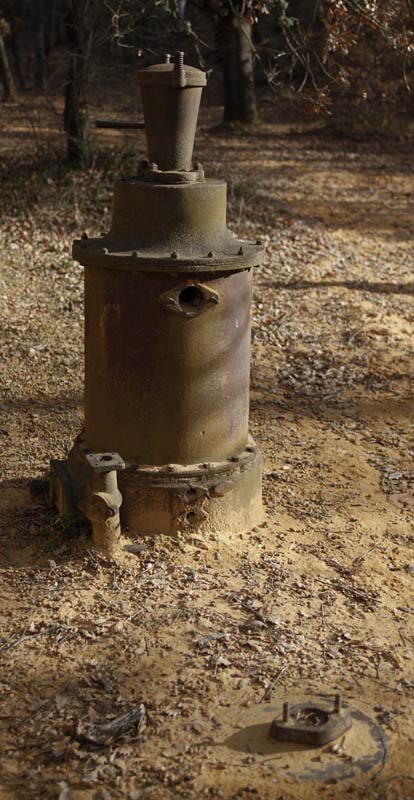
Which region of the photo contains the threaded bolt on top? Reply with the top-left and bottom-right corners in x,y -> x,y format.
175,51 -> 184,70
173,51 -> 186,87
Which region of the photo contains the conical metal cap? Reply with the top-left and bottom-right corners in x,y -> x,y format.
138,52 -> 207,173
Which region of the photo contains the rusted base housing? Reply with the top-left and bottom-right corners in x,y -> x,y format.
50,436 -> 262,538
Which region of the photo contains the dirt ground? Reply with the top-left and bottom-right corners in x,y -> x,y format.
0,95 -> 414,800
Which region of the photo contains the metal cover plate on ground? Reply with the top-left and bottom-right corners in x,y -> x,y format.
223,697 -> 386,784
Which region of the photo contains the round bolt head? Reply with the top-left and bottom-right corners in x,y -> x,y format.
102,247 -> 109,255
207,251 -> 214,258
238,246 -> 244,256
170,251 -> 178,259
81,232 -> 88,240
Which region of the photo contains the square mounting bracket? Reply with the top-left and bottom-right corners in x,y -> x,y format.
85,452 -> 126,473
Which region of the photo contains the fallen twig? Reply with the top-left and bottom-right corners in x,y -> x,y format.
0,624 -> 74,651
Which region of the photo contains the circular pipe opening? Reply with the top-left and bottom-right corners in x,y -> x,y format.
179,285 -> 204,310
296,708 -> 329,727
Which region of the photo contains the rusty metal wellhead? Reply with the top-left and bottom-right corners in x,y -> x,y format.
50,52 -> 264,551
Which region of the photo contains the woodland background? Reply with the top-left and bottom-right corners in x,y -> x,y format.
1,1 -> 414,161
1,3 -> 414,800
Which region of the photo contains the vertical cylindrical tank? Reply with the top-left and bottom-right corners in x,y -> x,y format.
84,266 -> 252,465
51,53 -> 263,538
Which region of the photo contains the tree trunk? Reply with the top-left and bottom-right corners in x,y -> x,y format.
218,15 -> 257,124
64,65 -> 86,164
28,0 -> 52,92
9,15 -> 25,90
64,0 -> 96,164
0,33 -> 16,101
34,21 -> 47,91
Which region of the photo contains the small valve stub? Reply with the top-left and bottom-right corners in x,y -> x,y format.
83,452 -> 125,554
269,695 -> 352,747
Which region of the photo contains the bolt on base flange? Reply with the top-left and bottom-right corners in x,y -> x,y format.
269,695 -> 352,747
